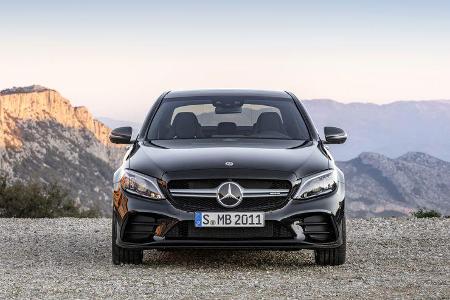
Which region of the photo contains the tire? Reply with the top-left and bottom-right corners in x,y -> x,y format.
112,212 -> 143,265
314,214 -> 346,266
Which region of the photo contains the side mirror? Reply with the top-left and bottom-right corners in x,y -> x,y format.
324,127 -> 347,144
109,127 -> 133,144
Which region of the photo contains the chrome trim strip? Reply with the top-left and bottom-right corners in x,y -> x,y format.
244,192 -> 289,198
170,188 -> 216,194
170,193 -> 217,198
169,188 -> 290,198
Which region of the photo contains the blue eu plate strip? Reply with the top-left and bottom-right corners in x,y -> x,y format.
194,212 -> 202,227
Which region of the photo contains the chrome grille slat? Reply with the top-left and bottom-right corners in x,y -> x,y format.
170,188 -> 290,198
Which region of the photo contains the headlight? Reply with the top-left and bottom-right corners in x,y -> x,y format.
294,169 -> 338,200
120,169 -> 165,200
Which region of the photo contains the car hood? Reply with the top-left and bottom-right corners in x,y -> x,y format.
129,140 -> 330,180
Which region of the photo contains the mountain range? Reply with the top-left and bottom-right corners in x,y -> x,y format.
1,86 -> 449,217
338,152 -> 450,217
302,99 -> 450,161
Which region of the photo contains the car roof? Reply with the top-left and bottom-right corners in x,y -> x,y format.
165,89 -> 292,99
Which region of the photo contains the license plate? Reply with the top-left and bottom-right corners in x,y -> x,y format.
194,212 -> 265,227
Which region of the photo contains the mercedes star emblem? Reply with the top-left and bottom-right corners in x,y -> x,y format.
216,182 -> 243,208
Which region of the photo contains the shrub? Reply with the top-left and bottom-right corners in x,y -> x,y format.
0,176 -> 99,218
411,208 -> 441,218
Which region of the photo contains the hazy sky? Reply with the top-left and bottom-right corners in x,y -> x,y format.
1,0 -> 450,121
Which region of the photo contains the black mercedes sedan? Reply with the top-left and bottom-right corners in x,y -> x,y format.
110,89 -> 347,265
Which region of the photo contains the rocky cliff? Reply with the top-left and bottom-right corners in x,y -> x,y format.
0,85 -> 111,148
0,85 -> 124,215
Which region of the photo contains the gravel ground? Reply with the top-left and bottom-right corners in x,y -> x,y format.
0,218 -> 448,299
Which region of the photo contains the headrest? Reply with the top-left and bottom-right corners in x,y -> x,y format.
172,112 -> 201,138
255,112 -> 284,132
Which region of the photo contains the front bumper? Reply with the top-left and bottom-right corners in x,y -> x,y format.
113,183 -> 345,250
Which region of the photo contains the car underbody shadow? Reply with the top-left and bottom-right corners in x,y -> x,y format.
142,249 -> 315,268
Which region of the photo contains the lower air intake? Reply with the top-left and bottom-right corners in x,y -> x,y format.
165,221 -> 294,240
288,213 -> 336,243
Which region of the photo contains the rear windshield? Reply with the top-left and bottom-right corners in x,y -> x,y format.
147,96 -> 310,141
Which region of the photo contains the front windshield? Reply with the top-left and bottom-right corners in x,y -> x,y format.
147,96 -> 310,141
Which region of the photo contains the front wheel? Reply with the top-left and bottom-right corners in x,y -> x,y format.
112,212 -> 143,265
314,214 -> 346,266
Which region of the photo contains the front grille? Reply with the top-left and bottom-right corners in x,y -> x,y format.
165,221 -> 294,240
168,179 -> 291,190
166,179 -> 292,212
